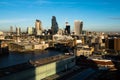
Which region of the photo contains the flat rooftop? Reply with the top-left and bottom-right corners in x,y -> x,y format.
0,50 -> 61,68
0,54 -> 74,78
30,54 -> 74,67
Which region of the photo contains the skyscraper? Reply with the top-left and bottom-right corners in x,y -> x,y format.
65,22 -> 70,35
74,20 -> 83,35
16,27 -> 21,36
51,16 -> 58,35
10,26 -> 13,33
27,27 -> 34,35
35,19 -> 42,35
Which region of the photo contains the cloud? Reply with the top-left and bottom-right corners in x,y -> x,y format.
109,17 -> 120,20
34,0 -> 81,5
33,0 -> 113,8
0,1 -> 15,6
0,2 -> 9,5
0,0 -> 110,7
35,0 -> 52,4
0,19 -> 32,24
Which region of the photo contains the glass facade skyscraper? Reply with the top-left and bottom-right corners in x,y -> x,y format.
51,16 -> 58,35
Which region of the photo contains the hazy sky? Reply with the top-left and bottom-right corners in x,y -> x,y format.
0,0 -> 120,32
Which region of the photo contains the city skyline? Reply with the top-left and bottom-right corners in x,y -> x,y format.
0,0 -> 120,32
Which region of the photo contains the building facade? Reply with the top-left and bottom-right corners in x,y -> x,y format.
74,20 -> 83,35
0,55 -> 75,80
0,40 -> 9,55
51,16 -> 59,35
65,22 -> 70,35
10,26 -> 13,34
16,27 -> 21,36
105,38 -> 120,51
35,19 -> 42,35
27,27 -> 34,35
0,31 -> 4,39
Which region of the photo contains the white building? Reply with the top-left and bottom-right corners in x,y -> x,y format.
53,34 -> 73,41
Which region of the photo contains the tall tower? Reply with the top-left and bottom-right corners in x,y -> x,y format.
27,27 -> 34,35
74,20 -> 83,35
35,19 -> 42,35
10,26 -> 13,33
16,27 -> 21,42
51,16 -> 58,35
16,27 -> 20,36
65,22 -> 70,35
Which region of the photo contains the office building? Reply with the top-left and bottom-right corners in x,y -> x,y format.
51,16 -> 59,35
0,31 -> 4,39
35,19 -> 42,35
105,38 -> 120,51
16,27 -> 20,36
27,27 -> 34,35
65,22 -> 70,35
74,20 -> 83,35
10,26 -> 13,33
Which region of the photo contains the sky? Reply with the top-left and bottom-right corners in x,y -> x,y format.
0,0 -> 120,32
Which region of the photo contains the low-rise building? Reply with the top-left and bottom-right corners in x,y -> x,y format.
0,40 -> 9,55
9,42 -> 49,52
105,38 -> 120,54
76,47 -> 94,56
0,54 -> 75,80
75,44 -> 94,56
0,31 -> 4,39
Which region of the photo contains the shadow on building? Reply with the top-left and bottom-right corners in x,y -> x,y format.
0,61 -> 36,80
75,55 -> 120,80
76,55 -> 98,69
0,52 -> 75,80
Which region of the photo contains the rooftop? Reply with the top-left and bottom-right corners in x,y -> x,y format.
0,54 -> 74,77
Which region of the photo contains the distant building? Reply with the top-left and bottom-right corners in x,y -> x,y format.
16,27 -> 21,36
0,40 -> 9,55
42,29 -> 48,35
27,27 -> 34,35
19,28 -> 21,34
9,42 -> 49,51
82,30 -> 87,35
47,29 -> 52,35
105,38 -> 120,51
51,16 -> 59,35
65,22 -> 70,35
57,29 -> 64,35
10,26 -> 13,34
35,19 -> 42,35
0,31 -> 4,39
52,34 -> 73,41
74,20 -> 83,35
75,44 -> 94,56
